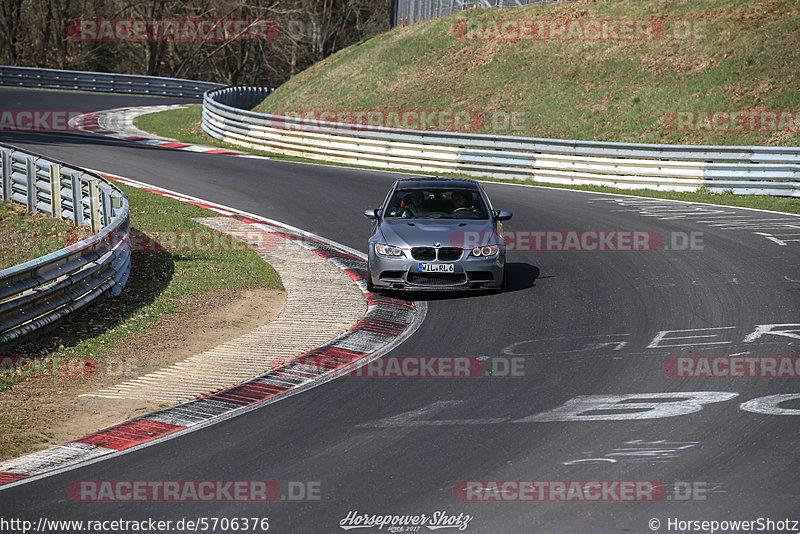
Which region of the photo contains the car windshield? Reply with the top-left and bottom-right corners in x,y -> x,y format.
383,188 -> 488,219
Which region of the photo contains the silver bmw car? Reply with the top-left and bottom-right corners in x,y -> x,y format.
364,178 -> 512,291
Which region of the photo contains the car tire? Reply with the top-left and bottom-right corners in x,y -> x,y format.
498,265 -> 507,292
366,260 -> 375,292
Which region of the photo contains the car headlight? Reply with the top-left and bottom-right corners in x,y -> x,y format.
470,245 -> 500,257
375,243 -> 405,257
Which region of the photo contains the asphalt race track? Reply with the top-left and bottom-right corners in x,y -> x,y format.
1,87 -> 799,533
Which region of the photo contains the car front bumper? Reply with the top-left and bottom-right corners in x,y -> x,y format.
368,247 -> 505,290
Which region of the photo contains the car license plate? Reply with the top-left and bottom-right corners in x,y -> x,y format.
418,263 -> 455,273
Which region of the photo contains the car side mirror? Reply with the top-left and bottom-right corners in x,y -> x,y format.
364,208 -> 380,219
494,210 -> 512,221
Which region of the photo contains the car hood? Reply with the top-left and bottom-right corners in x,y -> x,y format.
378,218 -> 499,248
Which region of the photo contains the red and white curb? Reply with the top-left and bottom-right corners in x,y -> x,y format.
0,173 -> 426,490
70,105 -> 254,156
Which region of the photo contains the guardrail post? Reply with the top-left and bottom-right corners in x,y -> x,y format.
100,188 -> 112,226
70,172 -> 82,226
111,192 -> 122,211
1,150 -> 10,201
87,178 -> 102,232
25,156 -> 36,212
49,164 -> 62,219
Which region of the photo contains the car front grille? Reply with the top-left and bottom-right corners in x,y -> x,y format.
407,273 -> 467,286
437,247 -> 463,261
411,247 -> 436,261
411,247 -> 463,261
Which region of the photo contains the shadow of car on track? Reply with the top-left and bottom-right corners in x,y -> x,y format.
381,262 -> 539,302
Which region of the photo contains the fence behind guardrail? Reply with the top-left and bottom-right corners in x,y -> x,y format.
391,0 -> 572,27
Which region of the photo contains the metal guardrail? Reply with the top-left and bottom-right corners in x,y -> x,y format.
0,143 -> 131,349
202,87 -> 800,197
0,66 -> 224,99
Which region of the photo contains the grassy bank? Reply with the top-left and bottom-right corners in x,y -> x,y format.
133,0 -> 798,214
0,201 -> 93,270
259,0 -> 800,146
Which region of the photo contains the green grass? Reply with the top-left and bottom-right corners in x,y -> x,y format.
0,201 -> 92,270
134,105 -> 356,166
134,105 -> 800,215
259,0 -> 800,146
135,104 -> 219,146
1,183 -> 283,392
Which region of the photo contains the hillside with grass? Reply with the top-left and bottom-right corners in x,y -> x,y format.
258,0 -> 800,146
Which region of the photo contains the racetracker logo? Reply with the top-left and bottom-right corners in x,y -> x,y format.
0,356 -> 97,379
67,480 -> 280,502
452,19 -> 691,41
665,110 -> 800,132
67,19 -> 280,41
71,229 -> 277,254
0,110 -> 89,131
454,480 -> 666,502
282,356 -> 525,378
270,110 -> 491,133
665,356 -> 800,378
450,230 -> 664,252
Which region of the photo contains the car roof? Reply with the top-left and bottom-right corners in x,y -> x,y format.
394,177 -> 480,190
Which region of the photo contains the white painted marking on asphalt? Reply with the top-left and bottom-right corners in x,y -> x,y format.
740,394 -> 800,416
562,458 -> 618,465
588,197 -> 800,247
503,334 -> 630,356
514,392 -> 739,422
357,401 -> 509,428
742,324 -> 800,342
753,232 -> 800,245
353,392 -> 800,429
647,327 -> 736,349
563,440 -> 699,465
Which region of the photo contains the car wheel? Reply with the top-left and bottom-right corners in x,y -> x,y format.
366,260 -> 375,292
498,265 -> 507,292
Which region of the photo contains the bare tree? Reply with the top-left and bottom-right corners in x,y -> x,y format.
0,0 -> 389,86
0,0 -> 24,63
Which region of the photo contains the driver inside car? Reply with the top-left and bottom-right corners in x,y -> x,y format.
400,190 -> 428,217
451,190 -> 474,215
